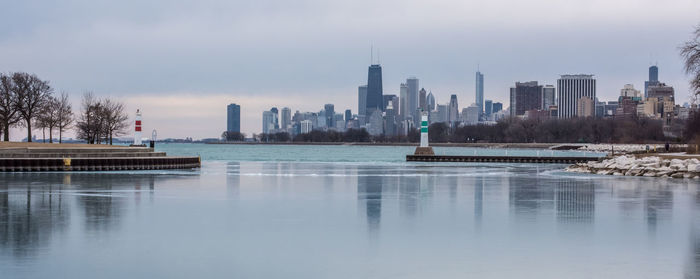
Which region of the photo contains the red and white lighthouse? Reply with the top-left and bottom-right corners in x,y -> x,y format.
134,109 -> 142,145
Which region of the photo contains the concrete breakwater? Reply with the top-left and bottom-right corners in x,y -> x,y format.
566,155 -> 700,178
0,143 -> 200,172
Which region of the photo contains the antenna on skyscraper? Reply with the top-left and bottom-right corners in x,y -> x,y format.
377,48 -> 381,64
371,45 -> 374,64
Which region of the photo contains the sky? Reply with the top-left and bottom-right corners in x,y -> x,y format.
1,0 -> 699,140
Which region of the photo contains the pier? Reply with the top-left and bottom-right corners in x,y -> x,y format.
406,154 -> 603,164
0,143 -> 200,172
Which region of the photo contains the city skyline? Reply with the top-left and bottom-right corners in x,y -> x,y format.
1,0 -> 699,139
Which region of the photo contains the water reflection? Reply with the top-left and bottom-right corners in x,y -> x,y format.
555,180 -> 595,223
0,172 -> 196,259
358,174 -> 382,234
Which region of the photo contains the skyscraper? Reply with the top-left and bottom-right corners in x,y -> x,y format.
475,71 -> 484,115
419,88 -> 427,111
399,83 -> 408,120
226,103 -> 240,133
262,110 -> 274,134
270,107 -> 279,130
484,100 -> 493,116
407,77 -> 419,123
644,65 -> 660,98
542,85 -> 556,109
281,107 -> 291,131
492,102 -> 503,113
324,104 -> 335,128
366,65 -> 383,115
510,81 -> 543,116
426,91 -> 436,112
557,74 -> 596,118
345,109 -> 352,124
448,94 -> 459,124
385,100 -> 397,136
358,85 -> 367,124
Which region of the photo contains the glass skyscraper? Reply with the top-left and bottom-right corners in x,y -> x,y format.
366,65 -> 383,115
475,71 -> 484,115
226,103 -> 240,133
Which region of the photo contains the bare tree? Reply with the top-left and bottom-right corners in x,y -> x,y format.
13,73 -> 52,142
102,98 -> 129,145
681,24 -> 700,95
76,92 -> 101,144
36,96 -> 61,143
56,92 -> 74,143
0,73 -> 20,141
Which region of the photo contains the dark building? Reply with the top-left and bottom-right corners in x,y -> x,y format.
492,102 -> 503,113
644,65 -> 660,98
345,109 -> 352,123
226,103 -> 240,133
484,99 -> 493,116
383,94 -> 397,111
366,64 -> 384,115
510,81 -> 543,116
324,104 -> 335,128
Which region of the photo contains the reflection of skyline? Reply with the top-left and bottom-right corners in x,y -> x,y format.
0,173 -> 194,259
358,174 -> 382,234
555,180 -> 595,223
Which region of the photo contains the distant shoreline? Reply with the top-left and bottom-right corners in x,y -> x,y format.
204,141 -> 564,149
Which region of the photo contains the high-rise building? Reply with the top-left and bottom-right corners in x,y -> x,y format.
262,110 -> 274,134
475,71 -> 484,115
448,94 -> 459,124
226,103 -> 240,133
367,110 -> 384,136
270,107 -> 279,130
358,85 -> 368,123
436,104 -> 449,123
557,75 -> 596,118
492,102 -> 503,113
300,120 -> 313,134
407,77 -> 419,123
366,65 -> 383,115
620,84 -> 641,99
345,109 -> 352,125
644,65 -> 659,98
510,81 -> 543,116
484,100 -> 493,116
419,88 -> 427,111
324,104 -> 335,128
542,85 -> 556,109
385,100 -> 397,136
280,107 -> 291,131
576,96 -> 595,117
426,91 -> 436,111
399,83 -> 408,120
462,104 -> 480,125
383,95 -> 397,111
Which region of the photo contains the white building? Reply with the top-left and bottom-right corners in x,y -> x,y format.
461,104 -> 480,125
300,120 -> 313,134
620,84 -> 641,98
367,110 -> 384,136
557,74 -> 596,118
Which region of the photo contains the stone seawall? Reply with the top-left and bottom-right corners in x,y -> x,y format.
566,155 -> 700,178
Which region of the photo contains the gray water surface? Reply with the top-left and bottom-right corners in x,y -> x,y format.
0,145 -> 698,278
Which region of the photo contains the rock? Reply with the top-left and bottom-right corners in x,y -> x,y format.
688,164 -> 700,173
671,172 -> 685,178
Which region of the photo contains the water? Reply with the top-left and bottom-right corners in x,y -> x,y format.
1,144 -> 698,278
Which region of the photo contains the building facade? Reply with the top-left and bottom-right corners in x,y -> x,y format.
366,65 -> 383,116
475,71 -> 484,115
226,103 -> 240,133
510,81 -> 543,116
448,94 -> 459,124
358,85 -> 367,125
557,74 -> 596,118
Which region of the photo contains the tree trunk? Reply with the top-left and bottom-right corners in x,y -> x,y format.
42,128 -> 45,143
59,128 -> 62,143
49,127 -> 53,143
109,133 -> 113,145
26,119 -> 32,142
3,125 -> 8,141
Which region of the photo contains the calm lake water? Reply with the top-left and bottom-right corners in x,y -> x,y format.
1,144 -> 699,278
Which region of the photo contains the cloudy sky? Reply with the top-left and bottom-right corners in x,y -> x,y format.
1,0 -> 699,139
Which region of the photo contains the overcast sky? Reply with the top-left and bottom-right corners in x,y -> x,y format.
1,0 -> 699,139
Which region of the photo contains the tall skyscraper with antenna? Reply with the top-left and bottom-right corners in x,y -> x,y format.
475,70 -> 484,116
366,64 -> 383,116
644,65 -> 659,98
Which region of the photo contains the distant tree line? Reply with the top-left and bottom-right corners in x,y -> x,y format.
245,116 -> 694,144
0,72 -> 129,144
